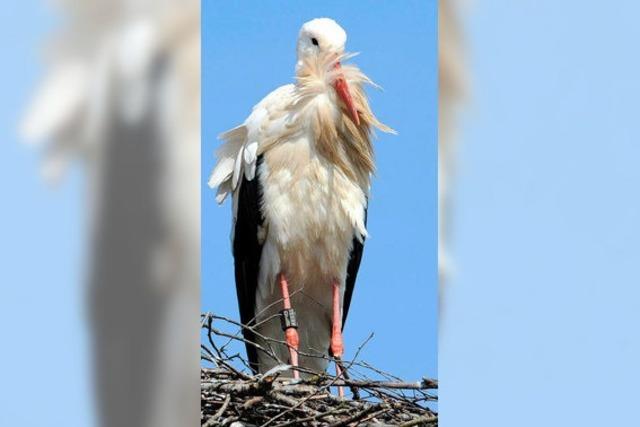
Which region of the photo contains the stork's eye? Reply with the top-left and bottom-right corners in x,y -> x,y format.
311,37 -> 319,46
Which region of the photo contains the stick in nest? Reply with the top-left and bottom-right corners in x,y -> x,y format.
201,312 -> 438,426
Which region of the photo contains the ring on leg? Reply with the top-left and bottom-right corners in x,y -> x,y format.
279,273 -> 300,379
280,307 -> 300,378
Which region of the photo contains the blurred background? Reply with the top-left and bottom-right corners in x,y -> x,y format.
2,1 -> 199,426
1,2 -> 91,426
441,1 -> 640,426
3,1 -> 640,426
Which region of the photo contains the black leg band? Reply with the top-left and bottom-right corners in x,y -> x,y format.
280,308 -> 298,331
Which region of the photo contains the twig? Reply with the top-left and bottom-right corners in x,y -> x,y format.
200,312 -> 438,426
203,393 -> 231,427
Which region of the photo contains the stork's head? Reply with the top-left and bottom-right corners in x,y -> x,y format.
296,18 -> 360,125
297,18 -> 347,59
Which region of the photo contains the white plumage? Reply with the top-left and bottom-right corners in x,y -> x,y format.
210,18 -> 392,375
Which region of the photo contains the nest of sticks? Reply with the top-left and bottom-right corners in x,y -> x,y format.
201,313 -> 438,426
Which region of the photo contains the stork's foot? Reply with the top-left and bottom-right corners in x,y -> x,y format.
279,273 -> 300,379
334,357 -> 345,397
330,322 -> 345,397
285,327 -> 300,379
334,357 -> 361,400
331,280 -> 345,397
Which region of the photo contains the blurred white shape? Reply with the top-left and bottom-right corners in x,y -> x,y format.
21,61 -> 87,143
115,18 -> 157,123
21,1 -> 200,427
439,0 -> 467,286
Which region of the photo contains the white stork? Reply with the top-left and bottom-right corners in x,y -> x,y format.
209,18 -> 393,385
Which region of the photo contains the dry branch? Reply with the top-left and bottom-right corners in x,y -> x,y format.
201,313 -> 437,426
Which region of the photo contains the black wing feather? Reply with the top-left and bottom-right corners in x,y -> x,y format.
232,155 -> 264,373
342,205 -> 368,329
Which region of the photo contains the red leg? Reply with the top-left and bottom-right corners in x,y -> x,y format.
331,280 -> 345,397
279,273 -> 300,379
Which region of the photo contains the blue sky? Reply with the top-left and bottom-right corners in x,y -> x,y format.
0,2 -> 92,426
442,1 -> 640,426
202,0 -> 439,381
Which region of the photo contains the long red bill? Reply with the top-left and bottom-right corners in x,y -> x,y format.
333,62 -> 360,126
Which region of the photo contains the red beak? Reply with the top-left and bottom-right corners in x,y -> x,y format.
333,62 -> 360,126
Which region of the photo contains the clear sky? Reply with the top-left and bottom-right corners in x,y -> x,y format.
441,1 -> 640,426
0,2 -> 92,426
202,0 -> 439,382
